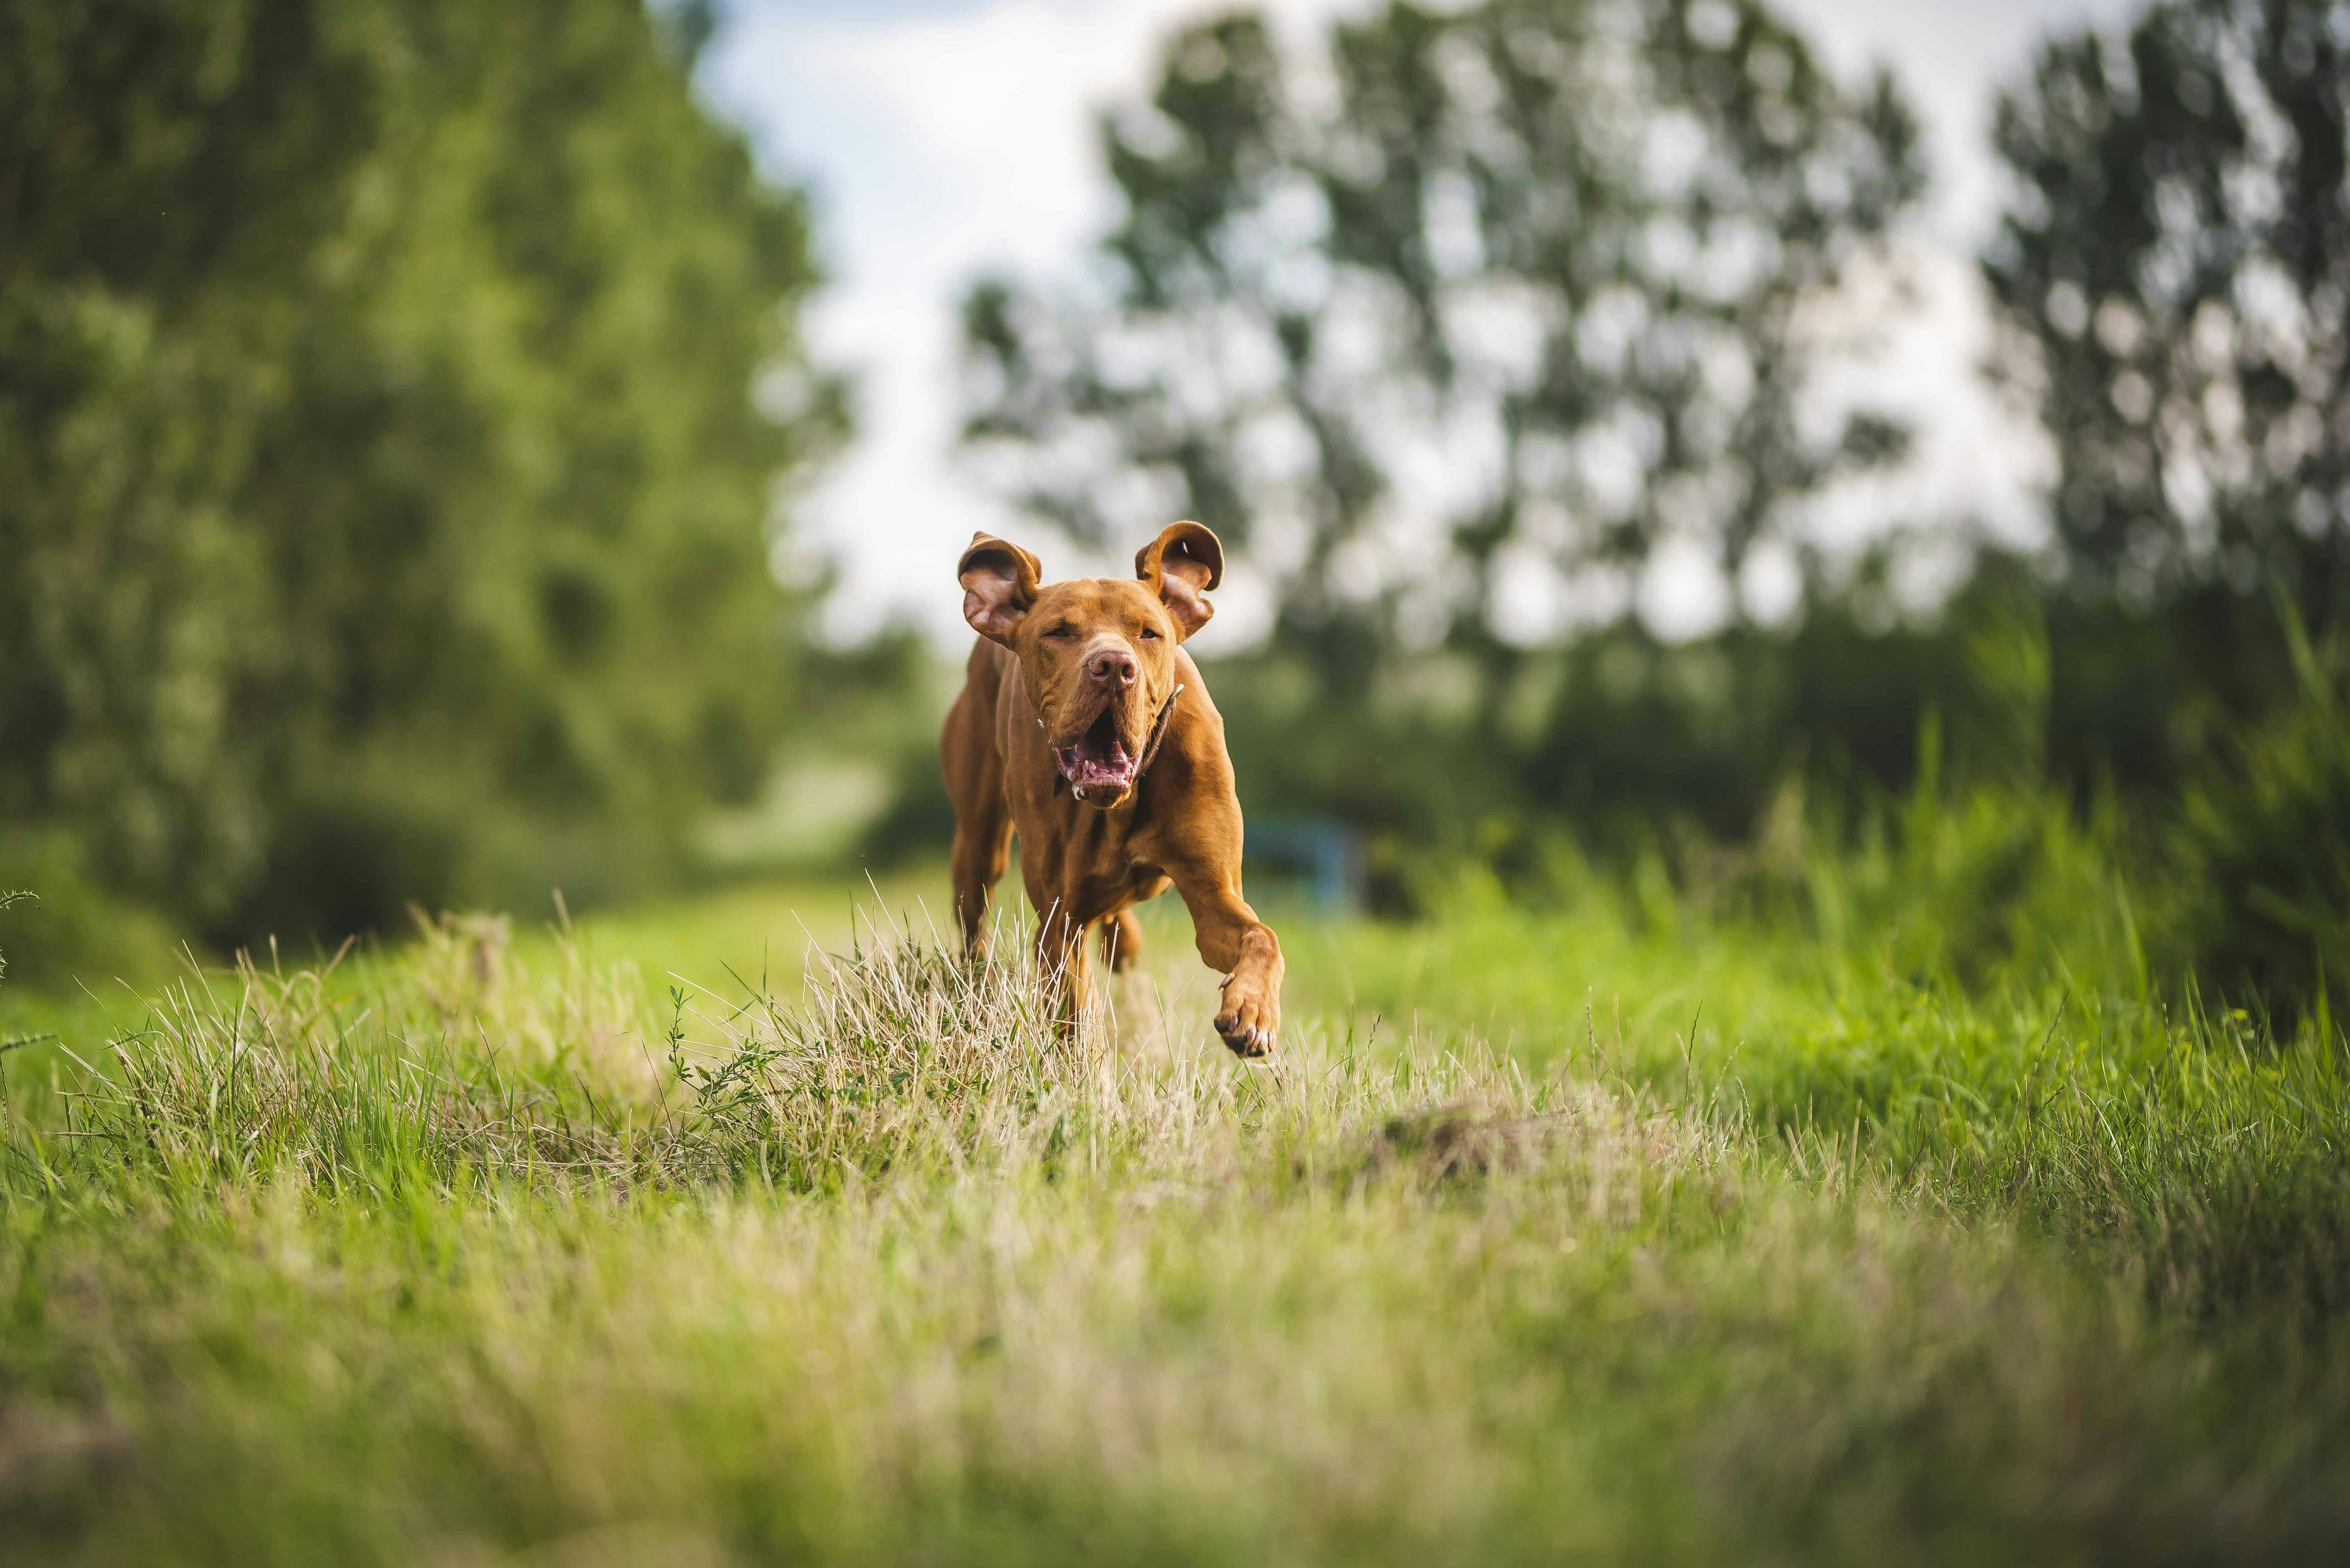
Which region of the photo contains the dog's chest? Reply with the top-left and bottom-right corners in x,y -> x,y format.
1018,795 -> 1165,910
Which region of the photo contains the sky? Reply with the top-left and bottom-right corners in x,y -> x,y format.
699,0 -> 2143,647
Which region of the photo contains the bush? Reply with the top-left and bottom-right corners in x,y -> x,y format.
0,888 -> 21,988
2171,610 -> 2350,1021
0,834 -> 184,993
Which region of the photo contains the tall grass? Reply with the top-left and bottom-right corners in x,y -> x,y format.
17,906 -> 1723,1208
2,890 -> 2348,1562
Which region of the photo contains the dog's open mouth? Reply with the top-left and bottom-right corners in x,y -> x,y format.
1054,705 -> 1139,798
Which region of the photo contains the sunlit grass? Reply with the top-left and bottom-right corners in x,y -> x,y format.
2,875 -> 2347,1562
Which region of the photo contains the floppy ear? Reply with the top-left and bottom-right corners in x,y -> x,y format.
1134,520 -> 1223,640
958,532 -> 1042,647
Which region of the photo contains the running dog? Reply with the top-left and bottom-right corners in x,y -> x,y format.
939,521 -> 1281,1056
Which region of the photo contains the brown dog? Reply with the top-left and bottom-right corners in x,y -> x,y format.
940,520 -> 1282,1056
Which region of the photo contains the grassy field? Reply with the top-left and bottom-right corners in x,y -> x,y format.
2,866 -> 2347,1564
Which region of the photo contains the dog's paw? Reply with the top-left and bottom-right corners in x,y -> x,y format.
1219,1024 -> 1274,1058
1214,981 -> 1278,1059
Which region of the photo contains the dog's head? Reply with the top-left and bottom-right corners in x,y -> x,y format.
959,520 -> 1223,807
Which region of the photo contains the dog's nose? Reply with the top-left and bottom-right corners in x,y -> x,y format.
1089,649 -> 1138,687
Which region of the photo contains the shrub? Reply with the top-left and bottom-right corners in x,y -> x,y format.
2171,610 -> 2350,1021
0,834 -> 184,994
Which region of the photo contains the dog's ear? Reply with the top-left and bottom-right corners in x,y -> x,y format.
958,532 -> 1042,647
1135,520 -> 1223,640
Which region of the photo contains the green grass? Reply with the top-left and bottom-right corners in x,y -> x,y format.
1,869 -> 2347,1563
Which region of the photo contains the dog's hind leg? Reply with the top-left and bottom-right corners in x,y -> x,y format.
941,676 -> 1012,962
1099,908 -> 1144,974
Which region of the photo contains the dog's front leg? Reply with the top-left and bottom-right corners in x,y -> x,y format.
1163,853 -> 1282,1058
949,810 -> 1011,963
1033,903 -> 1094,1040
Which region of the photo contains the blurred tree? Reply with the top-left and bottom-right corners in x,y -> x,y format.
1985,0 -> 2350,634
958,0 -> 1923,703
0,0 -> 844,944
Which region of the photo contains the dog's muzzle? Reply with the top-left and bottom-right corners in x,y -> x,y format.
1043,684 -> 1184,805
1054,703 -> 1140,800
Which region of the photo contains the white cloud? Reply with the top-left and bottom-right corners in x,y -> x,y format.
704,0 -> 1364,647
702,0 -> 2143,648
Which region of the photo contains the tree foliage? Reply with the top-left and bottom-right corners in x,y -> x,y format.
960,0 -> 1923,688
1986,0 -> 2350,618
0,0 -> 842,942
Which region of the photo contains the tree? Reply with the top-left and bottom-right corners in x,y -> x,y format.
1985,0 -> 2350,624
959,0 -> 1923,700
0,0 -> 844,943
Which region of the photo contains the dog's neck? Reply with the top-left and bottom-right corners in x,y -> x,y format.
1134,682 -> 1184,778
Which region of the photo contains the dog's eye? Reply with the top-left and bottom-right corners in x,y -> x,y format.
1042,625 -> 1076,639
1137,626 -> 1162,640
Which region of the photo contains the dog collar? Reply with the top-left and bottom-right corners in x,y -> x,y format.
1135,683 -> 1183,779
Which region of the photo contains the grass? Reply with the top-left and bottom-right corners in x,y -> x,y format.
1,869 -> 2347,1563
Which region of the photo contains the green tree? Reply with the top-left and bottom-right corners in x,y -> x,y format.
0,0 -> 843,944
1985,0 -> 2350,625
959,0 -> 1922,701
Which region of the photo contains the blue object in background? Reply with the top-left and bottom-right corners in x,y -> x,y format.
1243,816 -> 1366,915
